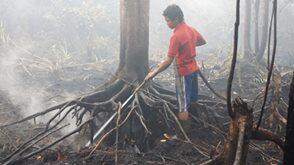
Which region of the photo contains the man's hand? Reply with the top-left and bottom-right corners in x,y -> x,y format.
144,56 -> 174,81
144,70 -> 157,81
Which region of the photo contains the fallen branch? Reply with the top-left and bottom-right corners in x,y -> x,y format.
233,121 -> 246,165
199,70 -> 226,101
4,119 -> 93,165
4,124 -> 69,164
3,106 -> 76,162
0,101 -> 72,128
273,108 -> 287,125
251,126 -> 284,151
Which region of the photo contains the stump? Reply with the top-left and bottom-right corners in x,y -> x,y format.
201,97 -> 253,165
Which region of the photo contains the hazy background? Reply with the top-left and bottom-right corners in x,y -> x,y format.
0,0 -> 293,118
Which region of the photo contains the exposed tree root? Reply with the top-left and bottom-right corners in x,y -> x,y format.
1,66 -> 288,164
1,77 -> 216,164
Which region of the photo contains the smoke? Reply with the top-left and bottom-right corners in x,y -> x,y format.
0,39 -> 44,114
0,1 -> 105,141
0,37 -> 86,136
0,0 -> 293,132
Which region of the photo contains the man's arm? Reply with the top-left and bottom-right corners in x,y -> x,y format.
144,56 -> 174,81
193,28 -> 207,47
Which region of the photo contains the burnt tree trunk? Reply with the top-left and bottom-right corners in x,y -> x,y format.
201,98 -> 253,165
118,0 -> 149,82
284,72 -> 294,164
222,98 -> 253,164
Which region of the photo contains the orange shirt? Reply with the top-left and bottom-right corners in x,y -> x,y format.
168,22 -> 203,76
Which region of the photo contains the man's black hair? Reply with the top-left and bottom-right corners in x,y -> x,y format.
163,4 -> 184,23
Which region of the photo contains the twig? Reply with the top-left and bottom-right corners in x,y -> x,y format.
115,103 -> 122,165
273,107 -> 287,125
267,3 -> 275,68
199,70 -> 226,101
135,110 -> 151,135
88,106 -> 136,157
5,124 -> 69,164
0,129 -> 17,149
3,107 -> 75,162
256,0 -> 278,130
0,104 -> 65,128
190,114 -> 226,137
4,119 -> 93,165
89,112 -> 95,145
227,0 -> 241,118
45,103 -> 76,130
162,102 -> 190,142
134,94 -> 151,134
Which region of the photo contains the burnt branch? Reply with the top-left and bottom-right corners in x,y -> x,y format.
256,0 -> 278,130
4,119 -> 93,165
251,126 -> 284,151
227,0 -> 241,118
199,70 -> 226,101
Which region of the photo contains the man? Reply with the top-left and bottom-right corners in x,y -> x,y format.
145,4 -> 206,121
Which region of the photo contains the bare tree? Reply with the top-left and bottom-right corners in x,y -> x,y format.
254,0 -> 260,55
244,0 -> 270,61
243,0 -> 252,59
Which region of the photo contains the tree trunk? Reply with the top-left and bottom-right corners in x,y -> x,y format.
254,0 -> 260,54
243,0 -> 252,59
284,72 -> 294,164
257,0 -> 270,61
0,1 -> 180,162
118,0 -> 150,82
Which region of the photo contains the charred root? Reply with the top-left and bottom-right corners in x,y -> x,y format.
0,78 -> 198,164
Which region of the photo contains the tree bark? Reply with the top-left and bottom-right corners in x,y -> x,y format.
284,72 -> 294,164
118,0 -> 150,82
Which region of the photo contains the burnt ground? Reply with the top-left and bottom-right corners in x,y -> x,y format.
0,95 -> 283,165
0,59 -> 291,164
